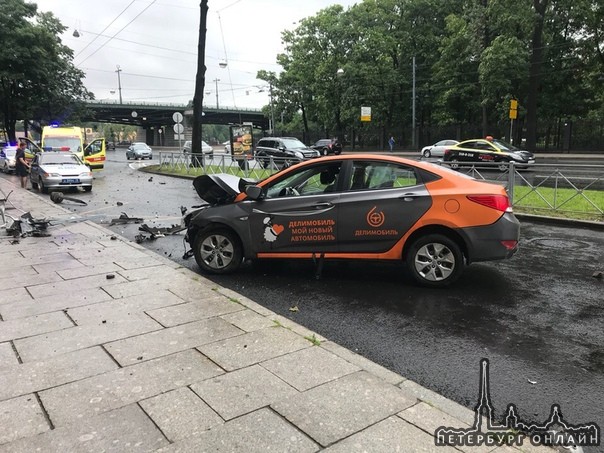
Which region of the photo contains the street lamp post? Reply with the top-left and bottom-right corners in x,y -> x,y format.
269,81 -> 275,136
116,65 -> 123,104
213,78 -> 220,108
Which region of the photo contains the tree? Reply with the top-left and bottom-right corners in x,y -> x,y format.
191,0 -> 208,164
0,0 -> 92,142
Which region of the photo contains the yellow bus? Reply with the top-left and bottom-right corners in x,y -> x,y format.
21,126 -> 106,169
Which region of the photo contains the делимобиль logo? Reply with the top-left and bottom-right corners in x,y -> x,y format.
434,359 -> 600,450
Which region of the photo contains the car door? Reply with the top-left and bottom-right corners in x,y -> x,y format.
336,160 -> 432,253
248,161 -> 344,255
454,141 -> 482,163
84,138 -> 106,169
29,153 -> 41,182
19,137 -> 43,161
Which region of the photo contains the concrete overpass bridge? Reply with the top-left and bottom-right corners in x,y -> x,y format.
83,100 -> 269,145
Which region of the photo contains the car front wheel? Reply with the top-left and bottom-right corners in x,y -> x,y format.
193,228 -> 242,274
406,234 -> 464,287
422,149 -> 431,158
39,178 -> 48,194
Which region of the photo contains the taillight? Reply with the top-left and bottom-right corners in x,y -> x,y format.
467,194 -> 511,212
501,240 -> 518,250
444,149 -> 451,156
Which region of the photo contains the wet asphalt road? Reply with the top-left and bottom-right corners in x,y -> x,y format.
3,150 -> 603,443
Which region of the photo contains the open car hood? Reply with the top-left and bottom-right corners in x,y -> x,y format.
192,173 -> 255,205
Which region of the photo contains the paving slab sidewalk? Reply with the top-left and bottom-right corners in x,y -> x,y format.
0,179 -> 555,453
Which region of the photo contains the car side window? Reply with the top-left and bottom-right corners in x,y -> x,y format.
264,163 -> 343,199
474,142 -> 493,151
346,161 -> 418,191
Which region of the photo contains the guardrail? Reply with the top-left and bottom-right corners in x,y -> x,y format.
156,151 -> 604,221
157,151 -> 295,180
441,161 -> 604,221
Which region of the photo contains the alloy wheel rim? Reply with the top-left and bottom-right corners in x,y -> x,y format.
200,234 -> 234,270
414,242 -> 455,281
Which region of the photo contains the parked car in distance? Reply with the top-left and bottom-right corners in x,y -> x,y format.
254,137 -> 320,169
183,140 -> 214,156
311,138 -> 343,156
443,138 -> 535,171
420,140 -> 459,158
126,142 -> 153,160
184,154 -> 520,288
29,151 -> 93,193
0,145 -> 17,173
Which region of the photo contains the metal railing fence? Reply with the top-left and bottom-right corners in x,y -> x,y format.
157,151 -> 604,221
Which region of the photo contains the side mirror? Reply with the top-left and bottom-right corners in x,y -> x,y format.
245,185 -> 263,200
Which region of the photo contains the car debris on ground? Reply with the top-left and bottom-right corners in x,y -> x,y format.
4,212 -> 51,237
109,212 -> 144,225
50,192 -> 88,205
135,223 -> 185,243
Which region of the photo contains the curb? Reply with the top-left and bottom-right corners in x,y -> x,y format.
515,213 -> 604,231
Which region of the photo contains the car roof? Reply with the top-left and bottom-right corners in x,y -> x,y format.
256,153 -> 472,187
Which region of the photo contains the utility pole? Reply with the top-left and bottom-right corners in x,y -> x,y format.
116,65 -> 123,104
213,78 -> 220,108
411,56 -> 416,149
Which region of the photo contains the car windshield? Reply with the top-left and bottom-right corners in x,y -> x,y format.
2,148 -> 16,157
281,138 -> 306,149
315,140 -> 330,146
491,139 -> 520,151
44,137 -> 81,151
132,144 -> 149,150
41,153 -> 82,165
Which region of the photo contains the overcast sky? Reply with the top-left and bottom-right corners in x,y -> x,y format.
33,0 -> 358,110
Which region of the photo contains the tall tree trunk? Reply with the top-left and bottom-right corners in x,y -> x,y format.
526,0 -> 549,152
191,0 -> 208,166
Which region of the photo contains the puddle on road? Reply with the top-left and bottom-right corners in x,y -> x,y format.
526,237 -> 592,249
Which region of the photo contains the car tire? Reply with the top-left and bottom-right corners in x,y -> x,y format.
497,161 -> 509,172
193,228 -> 242,274
449,158 -> 459,170
84,186 -> 92,192
423,149 -> 431,158
31,178 -> 38,190
39,178 -> 48,194
2,163 -> 7,173
406,234 -> 464,288
323,148 -> 329,156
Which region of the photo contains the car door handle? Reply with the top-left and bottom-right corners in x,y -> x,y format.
313,202 -> 333,209
399,193 -> 419,202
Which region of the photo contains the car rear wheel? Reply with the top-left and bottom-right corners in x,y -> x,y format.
406,234 -> 464,287
497,161 -> 509,172
422,149 -> 431,158
449,158 -> 459,170
193,228 -> 242,274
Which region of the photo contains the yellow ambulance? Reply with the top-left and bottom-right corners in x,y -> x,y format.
22,126 -> 106,169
